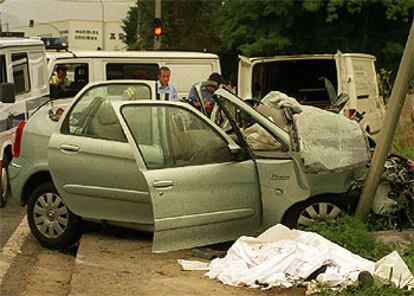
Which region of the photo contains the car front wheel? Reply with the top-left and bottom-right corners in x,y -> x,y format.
282,195 -> 349,229
27,182 -> 81,249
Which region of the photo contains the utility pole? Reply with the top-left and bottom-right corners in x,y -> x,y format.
356,21 -> 414,218
154,0 -> 161,50
99,0 -> 105,50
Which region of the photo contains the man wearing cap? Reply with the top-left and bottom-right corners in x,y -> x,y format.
187,72 -> 225,116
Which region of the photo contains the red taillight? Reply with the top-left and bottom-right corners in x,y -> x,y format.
408,161 -> 414,169
346,108 -> 357,118
13,120 -> 26,158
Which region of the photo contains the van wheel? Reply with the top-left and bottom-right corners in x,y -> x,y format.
0,155 -> 10,208
282,195 -> 348,229
27,182 -> 81,249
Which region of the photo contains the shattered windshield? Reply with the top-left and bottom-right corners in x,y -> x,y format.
259,91 -> 370,172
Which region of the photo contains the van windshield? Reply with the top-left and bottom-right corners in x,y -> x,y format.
251,59 -> 338,108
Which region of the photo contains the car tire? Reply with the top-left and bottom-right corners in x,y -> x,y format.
27,182 -> 81,249
0,154 -> 10,208
281,194 -> 349,229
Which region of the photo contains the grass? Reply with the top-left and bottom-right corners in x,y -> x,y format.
391,93 -> 414,160
306,216 -> 414,295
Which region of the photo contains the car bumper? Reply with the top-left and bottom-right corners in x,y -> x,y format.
9,156 -> 32,206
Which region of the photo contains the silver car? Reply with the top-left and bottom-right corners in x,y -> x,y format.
10,82 -> 370,252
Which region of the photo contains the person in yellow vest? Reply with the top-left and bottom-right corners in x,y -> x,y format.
123,69 -> 149,100
50,65 -> 73,90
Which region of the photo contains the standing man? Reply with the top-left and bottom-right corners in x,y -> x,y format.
157,66 -> 177,101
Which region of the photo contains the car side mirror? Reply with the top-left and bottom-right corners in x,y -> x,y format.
0,83 -> 16,103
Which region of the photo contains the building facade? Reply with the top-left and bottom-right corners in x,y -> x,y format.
17,19 -> 126,51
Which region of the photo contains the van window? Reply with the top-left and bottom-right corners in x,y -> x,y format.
50,63 -> 89,98
0,55 -> 6,83
167,63 -> 214,97
252,59 -> 337,108
106,63 -> 159,80
12,53 -> 30,94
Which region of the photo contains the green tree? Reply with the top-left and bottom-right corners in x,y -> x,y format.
122,0 -> 223,52
214,0 -> 414,71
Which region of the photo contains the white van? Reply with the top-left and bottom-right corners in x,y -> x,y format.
238,52 -> 385,135
46,50 -> 221,100
0,36 -> 49,206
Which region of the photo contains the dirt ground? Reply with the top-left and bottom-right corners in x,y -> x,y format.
69,227 -> 306,296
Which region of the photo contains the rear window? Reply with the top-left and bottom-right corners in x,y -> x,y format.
106,63 -> 159,80
252,59 -> 337,108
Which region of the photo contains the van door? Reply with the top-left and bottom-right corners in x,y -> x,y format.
348,56 -> 383,134
237,56 -> 254,99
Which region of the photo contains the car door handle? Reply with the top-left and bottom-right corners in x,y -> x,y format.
60,144 -> 80,153
153,180 -> 174,188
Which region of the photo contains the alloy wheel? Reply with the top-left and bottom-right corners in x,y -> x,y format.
297,202 -> 343,228
33,192 -> 69,239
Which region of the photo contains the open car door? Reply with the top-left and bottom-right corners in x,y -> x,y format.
113,101 -> 262,252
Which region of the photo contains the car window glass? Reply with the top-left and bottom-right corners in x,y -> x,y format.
106,63 -> 159,80
65,83 -> 151,142
216,100 -> 285,157
121,105 -> 233,169
11,52 -> 30,94
0,55 -> 7,83
50,63 -> 89,97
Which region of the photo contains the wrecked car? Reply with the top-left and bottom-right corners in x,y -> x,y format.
10,83 -> 370,252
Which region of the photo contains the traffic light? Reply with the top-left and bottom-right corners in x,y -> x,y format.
153,18 -> 162,37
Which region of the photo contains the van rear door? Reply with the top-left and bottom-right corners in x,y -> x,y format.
345,55 -> 384,134
237,55 -> 338,108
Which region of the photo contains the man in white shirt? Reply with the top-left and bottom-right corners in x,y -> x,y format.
157,66 -> 178,101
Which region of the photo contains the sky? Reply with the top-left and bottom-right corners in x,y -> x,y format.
0,0 -> 135,30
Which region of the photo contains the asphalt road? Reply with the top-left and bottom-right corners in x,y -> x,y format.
0,198 -> 26,249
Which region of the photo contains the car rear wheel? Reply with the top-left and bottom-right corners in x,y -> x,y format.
27,182 -> 81,249
282,195 -> 349,229
0,155 -> 10,208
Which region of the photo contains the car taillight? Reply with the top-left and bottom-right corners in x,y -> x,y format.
346,108 -> 357,118
13,120 -> 26,158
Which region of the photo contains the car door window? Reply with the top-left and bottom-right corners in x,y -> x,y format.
11,52 -> 30,94
121,105 -> 233,169
63,83 -> 151,142
0,55 -> 6,83
215,100 -> 287,158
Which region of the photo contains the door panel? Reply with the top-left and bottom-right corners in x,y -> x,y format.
48,134 -> 153,226
145,160 -> 261,252
117,102 -> 262,252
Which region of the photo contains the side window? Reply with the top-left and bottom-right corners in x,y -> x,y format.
50,63 -> 89,96
106,63 -> 159,80
64,83 -> 152,142
12,52 -> 30,94
0,55 -> 6,83
216,100 -> 286,158
121,105 -> 233,169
